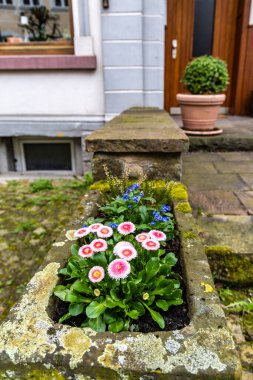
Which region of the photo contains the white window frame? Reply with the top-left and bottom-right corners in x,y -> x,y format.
13,138 -> 76,174
51,0 -> 68,9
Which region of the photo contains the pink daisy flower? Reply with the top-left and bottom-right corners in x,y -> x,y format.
113,241 -> 133,255
135,233 -> 149,243
149,230 -> 166,241
74,227 -> 90,238
117,222 -> 136,235
78,245 -> 94,258
90,238 -> 108,252
142,239 -> 160,251
97,226 -> 113,238
117,246 -> 137,261
108,259 -> 131,280
89,223 -> 103,232
88,266 -> 105,283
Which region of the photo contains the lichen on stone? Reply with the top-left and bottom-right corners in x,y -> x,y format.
59,328 -> 92,369
175,202 -> 192,214
0,262 -> 60,365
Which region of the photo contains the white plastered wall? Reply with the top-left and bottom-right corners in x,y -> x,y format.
0,0 -> 105,118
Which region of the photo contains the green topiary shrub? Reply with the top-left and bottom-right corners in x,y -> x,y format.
182,55 -> 229,95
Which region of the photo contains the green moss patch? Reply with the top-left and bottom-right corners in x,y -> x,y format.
183,231 -> 197,239
208,252 -> 253,286
175,202 -> 192,214
205,245 -> 235,255
170,183 -> 188,201
0,177 -> 91,322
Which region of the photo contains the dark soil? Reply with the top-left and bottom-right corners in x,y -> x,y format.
52,235 -> 190,333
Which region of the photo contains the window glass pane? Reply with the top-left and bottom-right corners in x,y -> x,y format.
192,0 -> 216,57
0,1 -> 71,43
24,143 -> 72,171
55,0 -> 61,6
64,0 -> 68,7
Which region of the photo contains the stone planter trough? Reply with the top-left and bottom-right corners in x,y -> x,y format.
0,189 -> 241,380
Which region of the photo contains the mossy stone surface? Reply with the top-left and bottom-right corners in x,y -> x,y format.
207,251 -> 253,286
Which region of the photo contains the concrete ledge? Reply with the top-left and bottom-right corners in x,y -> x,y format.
0,189 -> 240,379
86,108 -> 189,153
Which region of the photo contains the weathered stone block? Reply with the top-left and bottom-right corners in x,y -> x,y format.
92,152 -> 182,181
0,190 -> 240,379
86,109 -> 188,154
86,108 -> 189,181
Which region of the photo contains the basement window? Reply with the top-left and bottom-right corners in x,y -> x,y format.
13,139 -> 78,173
24,142 -> 72,171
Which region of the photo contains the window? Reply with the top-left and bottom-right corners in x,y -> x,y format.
20,0 -> 41,6
52,0 -> 68,9
0,0 -> 73,54
23,142 -> 72,171
0,0 -> 13,6
13,137 -> 83,174
192,0 -> 216,57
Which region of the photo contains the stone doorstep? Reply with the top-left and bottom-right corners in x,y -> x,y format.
0,191 -> 240,379
85,108 -> 189,154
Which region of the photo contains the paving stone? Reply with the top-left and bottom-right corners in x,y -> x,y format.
236,192 -> 253,215
196,215 -> 253,254
0,243 -> 8,251
182,162 -> 218,174
182,152 -> 223,163
218,152 -> 253,161
214,161 -> 253,174
183,173 -> 249,191
188,190 -> 247,215
241,175 -> 253,190
0,230 -> 8,237
33,227 -> 46,236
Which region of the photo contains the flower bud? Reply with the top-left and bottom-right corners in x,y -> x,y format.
143,292 -> 149,300
94,289 -> 100,297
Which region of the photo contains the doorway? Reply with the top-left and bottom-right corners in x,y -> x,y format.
164,0 -> 240,114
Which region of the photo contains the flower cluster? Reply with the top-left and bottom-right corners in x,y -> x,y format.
150,205 -> 171,226
69,221 -> 167,283
121,183 -> 144,204
55,183 -> 182,333
136,229 -> 166,251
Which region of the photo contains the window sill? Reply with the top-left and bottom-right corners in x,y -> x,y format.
0,55 -> 97,70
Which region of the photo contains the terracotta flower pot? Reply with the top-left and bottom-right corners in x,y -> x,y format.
176,93 -> 226,131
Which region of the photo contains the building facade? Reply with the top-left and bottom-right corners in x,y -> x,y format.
0,0 -> 252,175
